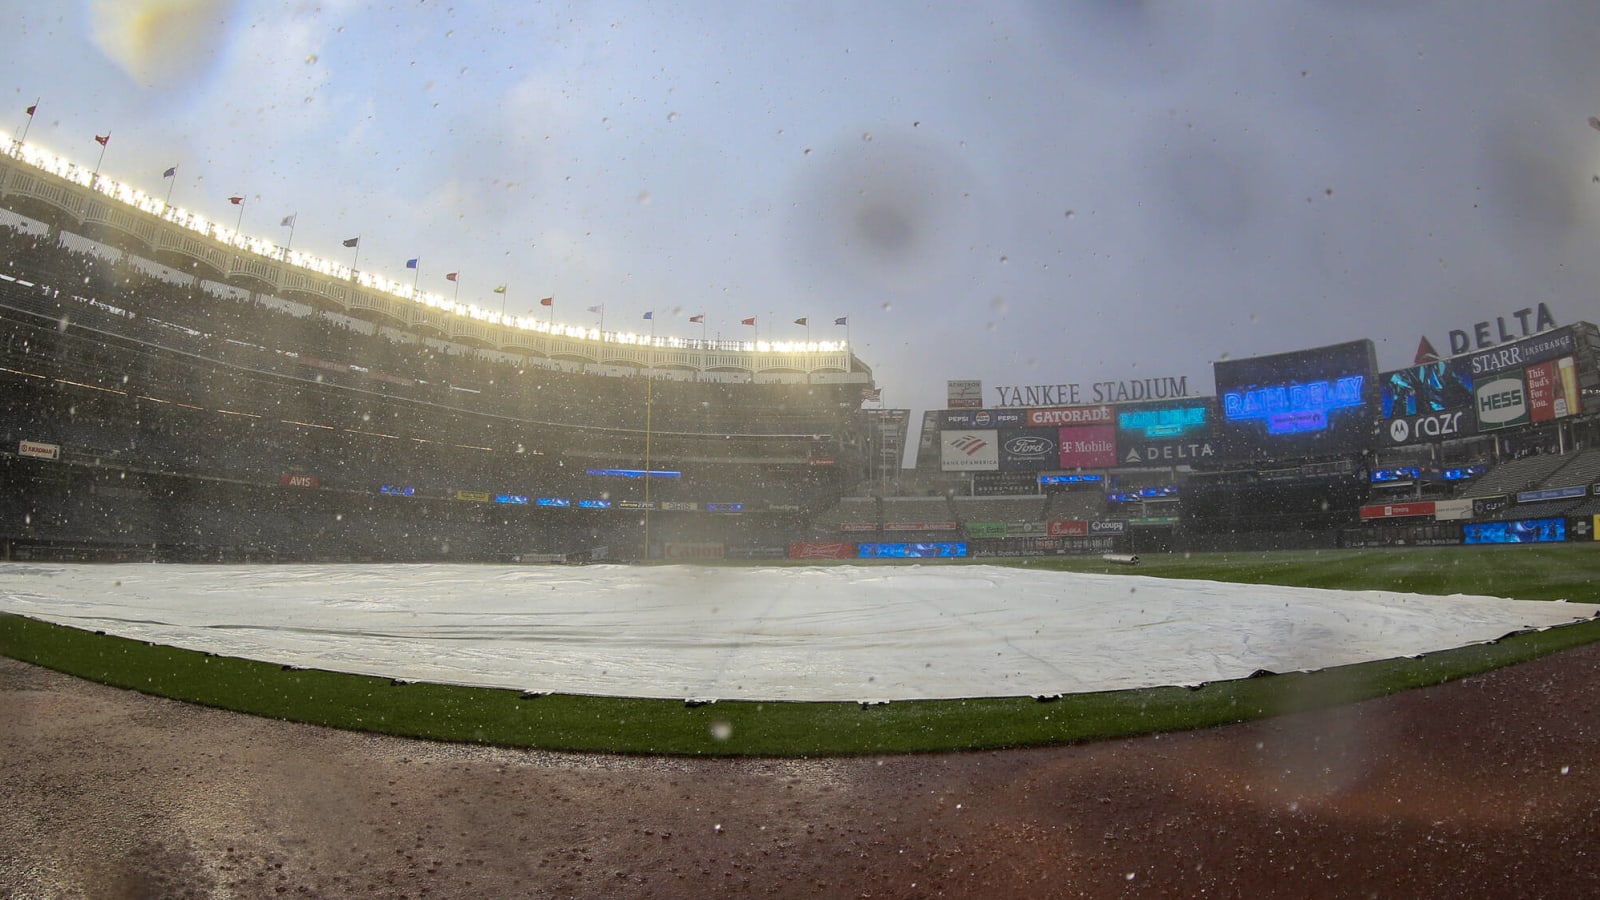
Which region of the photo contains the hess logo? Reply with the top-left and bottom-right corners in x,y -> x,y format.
1477,377 -> 1526,425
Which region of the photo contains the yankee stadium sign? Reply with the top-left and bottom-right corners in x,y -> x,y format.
993,376 -> 1190,408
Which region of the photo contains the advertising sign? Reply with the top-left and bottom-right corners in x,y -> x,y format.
1463,325 -> 1575,377
1358,502 -> 1436,520
1046,519 -> 1089,537
972,472 -> 1043,496
1433,499 -> 1474,522
1382,409 -> 1473,446
838,523 -> 879,532
664,542 -> 725,560
455,490 -> 491,502
1471,495 -> 1511,517
965,521 -> 1008,538
280,474 -> 320,488
659,501 -> 699,511
941,430 -> 999,471
947,379 -> 983,409
1474,372 -> 1529,431
1057,424 -> 1117,468
883,521 -> 958,532
941,408 -> 1026,428
1515,485 -> 1588,504
1089,519 -> 1128,534
1027,406 -> 1113,427
1526,357 -> 1583,423
788,541 -> 857,560
17,440 -> 60,460
999,427 -> 1059,471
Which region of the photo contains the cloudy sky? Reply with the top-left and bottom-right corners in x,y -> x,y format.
6,1 -> 1600,415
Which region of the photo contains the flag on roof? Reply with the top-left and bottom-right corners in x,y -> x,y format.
793,317 -> 808,326
1414,336 -> 1441,365
493,285 -> 507,294
405,258 -> 418,269
228,196 -> 244,205
642,311 -> 653,320
343,237 -> 359,248
94,134 -> 109,146
741,316 -> 756,326
280,214 -> 295,228
689,314 -> 704,323
162,166 -> 176,178
587,305 -> 603,314
862,387 -> 882,401
445,272 -> 458,282
540,296 -> 553,306
834,316 -> 848,326
25,104 -> 36,116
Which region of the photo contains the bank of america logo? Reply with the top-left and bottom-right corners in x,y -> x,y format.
952,434 -> 989,456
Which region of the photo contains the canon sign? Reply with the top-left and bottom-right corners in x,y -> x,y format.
1383,410 -> 1470,446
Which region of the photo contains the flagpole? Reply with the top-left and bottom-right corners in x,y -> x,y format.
806,319 -> 813,384
91,134 -> 109,188
233,198 -> 246,234
452,275 -> 460,303
349,240 -> 361,274
283,213 -> 297,254
162,168 -> 177,213
17,99 -> 37,146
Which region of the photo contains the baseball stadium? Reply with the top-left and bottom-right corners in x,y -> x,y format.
6,132 -> 1600,895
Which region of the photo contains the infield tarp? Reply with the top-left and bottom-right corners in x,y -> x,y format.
1,563 -> 1595,703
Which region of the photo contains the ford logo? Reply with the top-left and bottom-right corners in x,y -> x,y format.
1005,437 -> 1052,455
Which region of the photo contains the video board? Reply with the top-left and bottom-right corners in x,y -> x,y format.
1213,339 -> 1378,461
1463,517 -> 1566,544
1378,360 -> 1476,446
1114,398 -> 1217,466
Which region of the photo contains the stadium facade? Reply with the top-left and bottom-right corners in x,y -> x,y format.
6,140 -> 1600,562
0,143 -> 874,562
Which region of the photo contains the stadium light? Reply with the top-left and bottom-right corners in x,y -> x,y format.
3,140 -> 859,367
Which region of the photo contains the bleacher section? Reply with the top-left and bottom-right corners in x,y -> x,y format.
949,496 -> 1049,524
1044,491 -> 1105,521
0,213 -> 873,561
1456,453 -> 1573,499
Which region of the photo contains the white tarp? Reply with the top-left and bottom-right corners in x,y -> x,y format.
0,563 -> 1594,702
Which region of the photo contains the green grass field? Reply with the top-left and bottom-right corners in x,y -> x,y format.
2,545 -> 1597,756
